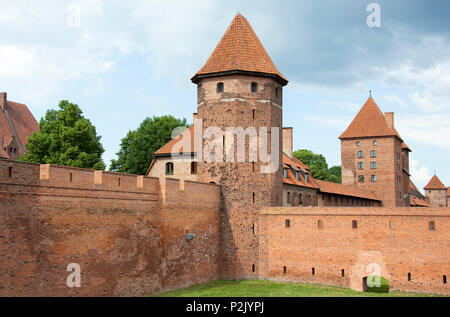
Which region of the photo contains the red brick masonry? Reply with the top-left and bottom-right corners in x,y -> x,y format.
0,159 -> 220,296
259,207 -> 449,294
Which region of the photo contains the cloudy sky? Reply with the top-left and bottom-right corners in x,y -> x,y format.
1,0 -> 449,190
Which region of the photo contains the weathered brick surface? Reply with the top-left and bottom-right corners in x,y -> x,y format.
196,75 -> 283,280
341,137 -> 407,207
0,159 -> 220,296
259,207 -> 449,294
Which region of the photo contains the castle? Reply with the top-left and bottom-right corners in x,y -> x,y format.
0,14 -> 448,296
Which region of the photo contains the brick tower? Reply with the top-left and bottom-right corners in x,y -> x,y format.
191,14 -> 288,279
339,97 -> 410,207
424,175 -> 448,207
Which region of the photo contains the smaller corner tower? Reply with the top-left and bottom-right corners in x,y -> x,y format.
424,174 -> 448,207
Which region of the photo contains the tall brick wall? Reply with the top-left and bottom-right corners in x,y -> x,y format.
341,136 -> 406,207
196,75 -> 283,280
259,207 -> 449,294
0,159 -> 220,296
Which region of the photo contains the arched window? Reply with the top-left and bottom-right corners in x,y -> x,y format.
191,162 -> 197,175
251,82 -> 258,93
429,221 -> 435,231
165,162 -> 174,175
217,82 -> 224,93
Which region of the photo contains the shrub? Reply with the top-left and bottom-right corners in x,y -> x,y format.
366,276 -> 389,293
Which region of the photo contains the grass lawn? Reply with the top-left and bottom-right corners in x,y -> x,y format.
155,280 -> 444,297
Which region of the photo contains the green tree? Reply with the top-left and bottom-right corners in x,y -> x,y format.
110,115 -> 188,175
20,100 -> 105,170
327,165 -> 342,184
293,149 -> 341,184
293,149 -> 329,180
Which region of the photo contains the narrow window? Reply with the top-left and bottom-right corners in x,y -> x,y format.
295,171 -> 299,181
408,273 -> 411,281
429,221 -> 435,231
444,275 -> 447,284
252,162 -> 255,172
217,82 -> 224,93
371,150 -> 377,158
299,194 -> 303,205
165,162 -> 174,175
191,162 -> 197,175
252,223 -> 255,235
358,175 -> 364,183
252,264 -> 255,273
118,178 -> 121,187
14,148 -> 17,153
358,162 -> 364,170
390,221 -> 394,230
252,192 -> 255,204
312,268 -> 315,275
352,220 -> 358,229
287,192 -> 291,204
283,266 -> 287,274
7,166 -> 13,177
252,109 -> 255,121
275,87 -> 280,97
251,82 -> 258,93
9,148 -> 12,153
285,219 -> 290,228
358,151 -> 364,158
371,175 -> 377,182
318,219 -> 323,229
342,269 -> 345,277
356,141 -> 361,147
371,162 -> 377,169
70,173 -> 73,182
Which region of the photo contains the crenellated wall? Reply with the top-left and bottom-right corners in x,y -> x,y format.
259,207 -> 449,295
0,159 -> 220,296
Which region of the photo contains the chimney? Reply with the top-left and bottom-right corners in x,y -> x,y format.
0,92 -> 6,112
282,127 -> 293,158
193,113 -> 198,121
385,112 -> 394,131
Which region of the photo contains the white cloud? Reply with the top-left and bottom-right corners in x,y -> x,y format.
410,158 -> 432,191
397,114 -> 450,150
382,94 -> 409,109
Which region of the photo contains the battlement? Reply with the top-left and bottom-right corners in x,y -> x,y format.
0,158 -> 220,206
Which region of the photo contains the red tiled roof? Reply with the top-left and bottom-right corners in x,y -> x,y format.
282,153 -> 318,189
410,196 -> 431,207
192,14 -> 287,85
402,142 -> 411,152
339,97 -> 402,140
0,147 -> 8,158
0,99 -> 39,156
424,175 -> 447,190
315,179 -> 380,201
154,126 -> 195,156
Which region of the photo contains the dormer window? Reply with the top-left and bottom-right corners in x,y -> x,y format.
251,82 -> 258,93
304,173 -> 309,183
217,82 -> 224,93
283,168 -> 288,178
294,170 -> 300,181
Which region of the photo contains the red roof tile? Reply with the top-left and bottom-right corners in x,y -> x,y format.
0,147 -> 8,158
192,14 -> 287,85
339,97 -> 402,140
282,153 -> 318,189
315,179 -> 380,201
424,175 -> 447,190
0,98 -> 39,157
154,126 -> 195,156
409,196 -> 430,207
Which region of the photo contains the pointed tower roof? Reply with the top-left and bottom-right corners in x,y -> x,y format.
339,97 -> 402,140
191,14 -> 288,86
424,175 -> 447,190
